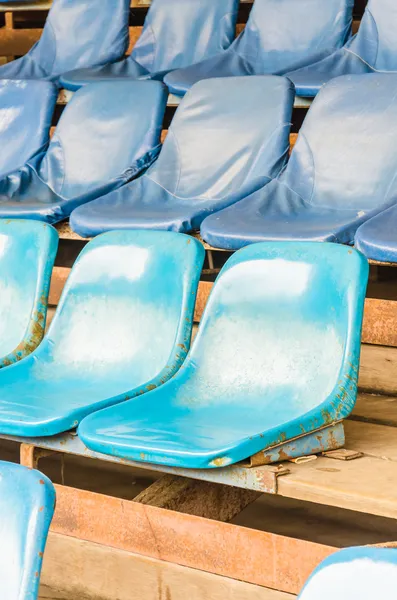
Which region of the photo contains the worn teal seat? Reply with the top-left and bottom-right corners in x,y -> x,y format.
0,230 -> 204,437
0,460 -> 55,600
79,242 -> 368,469
0,220 -> 58,368
298,547 -> 397,599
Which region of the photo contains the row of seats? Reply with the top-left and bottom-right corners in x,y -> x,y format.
1,74 -> 397,261
0,0 -> 356,92
0,221 -> 368,468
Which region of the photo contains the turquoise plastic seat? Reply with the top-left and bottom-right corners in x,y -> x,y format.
79,242 -> 368,469
0,460 -> 55,600
0,230 -> 204,437
299,547 -> 397,599
0,220 -> 58,368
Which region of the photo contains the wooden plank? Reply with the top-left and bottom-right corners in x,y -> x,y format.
352,392 -> 397,427
359,344 -> 397,395
51,484 -> 334,594
362,298 -> 397,347
344,420 -> 397,461
41,532 -> 294,600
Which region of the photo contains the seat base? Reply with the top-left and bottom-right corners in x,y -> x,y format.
248,422 -> 345,467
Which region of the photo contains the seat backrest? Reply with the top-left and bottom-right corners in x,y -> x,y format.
37,80 -> 167,200
349,0 -> 397,70
0,80 -> 57,178
37,231 -> 204,389
299,547 -> 397,599
233,0 -> 354,74
182,243 -> 367,433
147,76 -> 293,201
281,74 -> 397,212
0,461 -> 55,600
29,0 -> 131,79
132,0 -> 238,74
0,220 -> 58,368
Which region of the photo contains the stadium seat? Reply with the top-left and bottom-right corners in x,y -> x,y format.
298,547 -> 397,599
0,80 -> 167,223
0,230 -> 204,437
354,205 -> 397,263
164,0 -> 354,97
0,0 -> 131,85
0,220 -> 58,368
60,0 -> 239,92
79,242 -> 368,469
70,76 -> 294,238
289,0 -> 397,97
201,74 -> 397,250
0,461 -> 55,600
0,80 -> 57,179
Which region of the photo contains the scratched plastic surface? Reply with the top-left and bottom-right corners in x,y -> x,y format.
0,460 -> 55,600
0,230 -> 204,437
0,220 -> 58,368
299,547 -> 397,599
79,242 -> 368,469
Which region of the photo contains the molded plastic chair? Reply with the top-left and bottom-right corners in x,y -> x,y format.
0,80 -> 167,223
0,230 -> 204,437
60,0 -> 239,92
0,0 -> 131,85
0,80 -> 57,179
164,0 -> 354,97
201,74 -> 397,250
289,0 -> 397,97
79,242 -> 368,469
0,460 -> 55,600
298,547 -> 397,599
0,220 -> 58,368
354,204 -> 397,263
70,76 -> 294,238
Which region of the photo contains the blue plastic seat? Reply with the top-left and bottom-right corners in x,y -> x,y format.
354,204 -> 397,263
70,76 -> 294,238
298,547 -> 397,599
0,80 -> 57,179
0,460 -> 55,600
0,0 -> 131,85
0,220 -> 58,368
0,230 -> 204,437
164,0 -> 354,97
60,0 -> 239,92
289,0 -> 397,97
79,242 -> 368,469
0,80 -> 167,223
201,74 -> 397,250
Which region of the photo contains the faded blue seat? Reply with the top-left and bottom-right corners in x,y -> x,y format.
79,242 -> 368,469
201,74 -> 397,250
70,76 -> 294,238
0,80 -> 167,223
0,0 -> 130,85
0,80 -> 57,178
354,204 -> 397,263
164,0 -> 354,97
0,461 -> 55,600
60,0 -> 239,92
289,0 -> 397,97
298,547 -> 397,599
0,230 -> 204,437
0,220 -> 58,368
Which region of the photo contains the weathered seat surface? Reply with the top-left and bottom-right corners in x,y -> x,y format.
79,242 -> 368,469
0,80 -> 167,223
201,74 -> 397,250
0,220 -> 58,367
164,0 -> 354,97
298,547 -> 397,599
60,0 -> 239,91
289,0 -> 397,97
0,0 -> 131,85
0,460 -> 55,600
0,230 -> 204,437
355,204 -> 397,263
0,80 -> 57,179
70,76 -> 294,238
